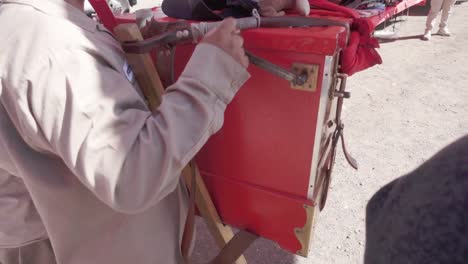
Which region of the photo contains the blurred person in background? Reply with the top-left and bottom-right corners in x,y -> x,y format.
422,0 -> 457,40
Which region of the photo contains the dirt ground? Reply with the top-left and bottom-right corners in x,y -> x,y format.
187,3 -> 468,264
130,1 -> 467,262
298,3 -> 467,263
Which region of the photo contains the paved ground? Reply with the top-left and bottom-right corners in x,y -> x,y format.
131,1 -> 468,263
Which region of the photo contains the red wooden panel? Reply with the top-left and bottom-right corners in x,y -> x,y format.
89,3 -> 347,254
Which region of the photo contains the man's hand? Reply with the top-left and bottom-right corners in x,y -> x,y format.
258,0 -> 294,16
202,18 -> 249,68
258,0 -> 310,17
140,19 -> 191,40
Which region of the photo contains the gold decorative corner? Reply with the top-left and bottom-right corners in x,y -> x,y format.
291,63 -> 320,92
294,204 -> 320,257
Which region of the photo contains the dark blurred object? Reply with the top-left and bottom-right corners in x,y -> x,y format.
383,0 -> 401,6
161,0 -> 259,20
365,135 -> 468,264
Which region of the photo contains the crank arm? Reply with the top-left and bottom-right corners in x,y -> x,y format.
245,51 -> 308,86
122,13 -> 349,54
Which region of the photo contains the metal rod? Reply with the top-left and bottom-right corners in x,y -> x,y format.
245,51 -> 308,86
245,51 -> 295,82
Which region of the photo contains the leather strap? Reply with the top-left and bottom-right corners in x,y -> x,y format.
339,126 -> 358,170
313,72 -> 359,209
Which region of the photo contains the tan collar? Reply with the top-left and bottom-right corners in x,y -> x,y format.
1,0 -> 98,32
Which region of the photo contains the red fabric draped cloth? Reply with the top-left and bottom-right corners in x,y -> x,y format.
309,0 -> 382,76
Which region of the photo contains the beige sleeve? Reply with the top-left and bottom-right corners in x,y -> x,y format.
16,43 -> 250,214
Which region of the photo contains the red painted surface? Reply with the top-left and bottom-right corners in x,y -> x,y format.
202,171 -> 314,253
366,0 -> 426,26
168,24 -> 347,252
241,25 -> 348,55
89,0 -> 418,255
173,44 -> 331,200
418,0 -> 428,6
162,29 -> 347,254
88,0 -> 118,29
88,2 -> 347,254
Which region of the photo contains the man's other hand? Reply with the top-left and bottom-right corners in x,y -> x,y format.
202,18 -> 249,68
258,0 -> 310,16
258,0 -> 293,16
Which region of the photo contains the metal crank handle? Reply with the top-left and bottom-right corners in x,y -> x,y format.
121,15 -> 261,54
189,13 -> 349,41
190,14 -> 261,40
245,51 -> 308,86
122,13 -> 349,53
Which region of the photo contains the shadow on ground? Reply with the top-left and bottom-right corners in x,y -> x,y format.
374,4 -> 429,31
377,34 -> 424,43
408,4 -> 430,16
192,218 -> 297,264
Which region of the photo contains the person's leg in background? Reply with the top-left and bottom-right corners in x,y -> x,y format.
422,0 -> 444,40
0,239 -> 57,264
438,0 -> 457,36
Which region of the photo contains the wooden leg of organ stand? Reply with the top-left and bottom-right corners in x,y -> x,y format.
113,23 -> 248,264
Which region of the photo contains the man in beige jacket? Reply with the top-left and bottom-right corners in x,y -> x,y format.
0,0 -> 250,263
